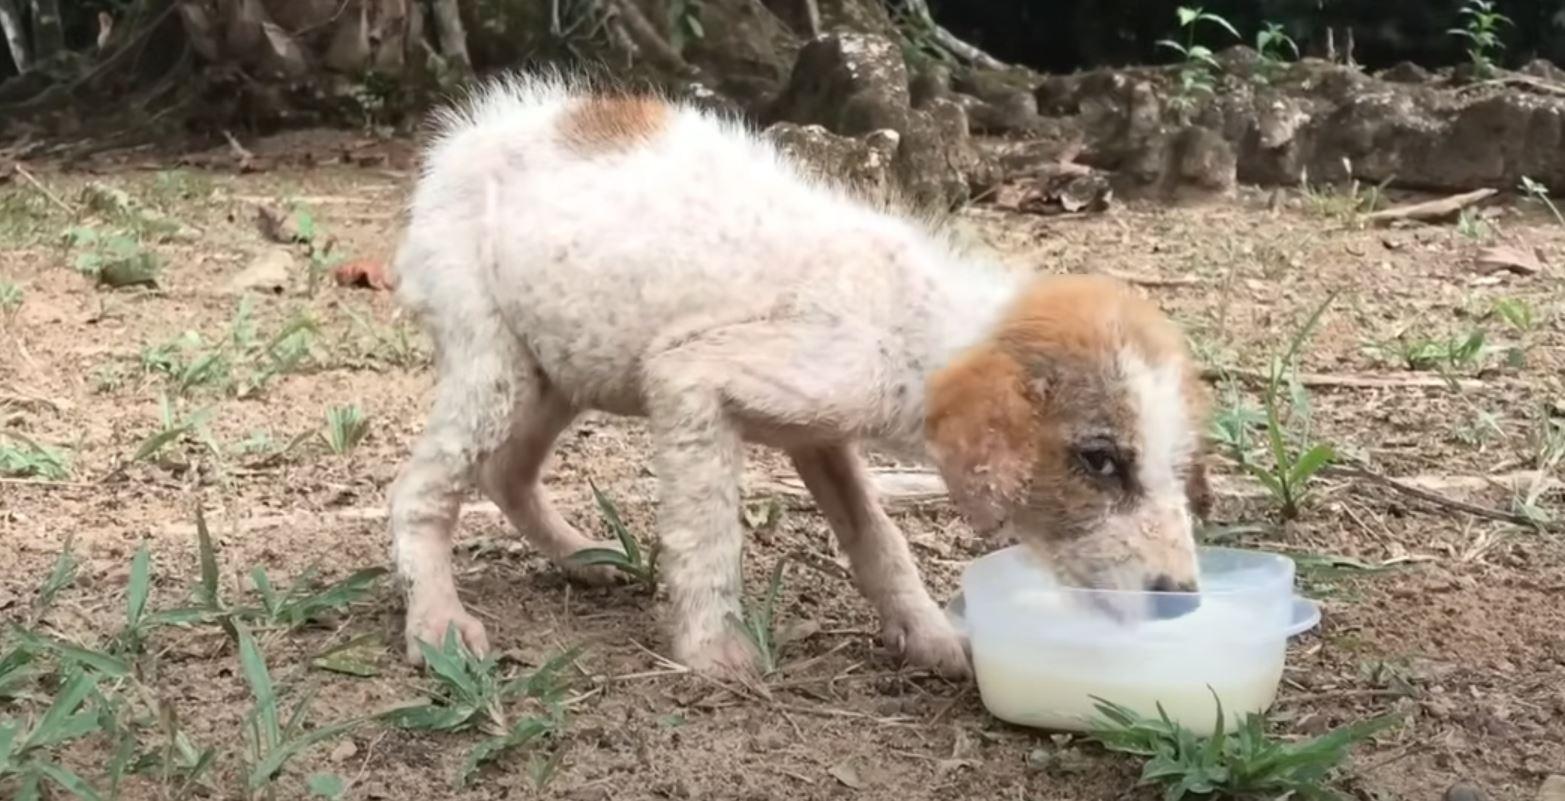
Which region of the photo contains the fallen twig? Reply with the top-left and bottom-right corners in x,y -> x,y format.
1323,464 -> 1550,530
11,163 -> 75,214
1362,188 -> 1496,226
1101,269 -> 1202,288
1201,367 -> 1484,391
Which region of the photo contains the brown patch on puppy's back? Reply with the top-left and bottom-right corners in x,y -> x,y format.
557,94 -> 670,155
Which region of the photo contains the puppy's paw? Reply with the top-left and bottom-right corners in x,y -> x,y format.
405,602 -> 490,664
884,608 -> 971,680
676,629 -> 762,682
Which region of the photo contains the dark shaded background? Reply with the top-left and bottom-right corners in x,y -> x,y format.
928,0 -> 1565,72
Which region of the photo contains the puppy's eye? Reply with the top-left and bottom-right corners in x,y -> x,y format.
1074,445 -> 1119,477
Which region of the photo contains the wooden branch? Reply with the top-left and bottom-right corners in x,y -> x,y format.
11,163 -> 74,213
900,0 -> 1005,70
1323,465 -> 1551,530
1363,188 -> 1497,226
1200,367 -> 1484,391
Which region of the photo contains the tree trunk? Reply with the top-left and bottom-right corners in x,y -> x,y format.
426,0 -> 471,73
0,0 -> 29,73
26,0 -> 62,63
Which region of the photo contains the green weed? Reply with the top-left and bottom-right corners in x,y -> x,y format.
1449,0 -> 1511,78
1229,293 -> 1338,520
1157,6 -> 1240,117
1518,175 -> 1565,227
1454,207 -> 1494,241
321,405 -> 370,455
564,481 -> 659,589
1253,22 -> 1299,84
63,226 -> 162,289
727,559 -> 790,676
245,566 -> 387,631
1089,695 -> 1398,801
287,205 -> 346,298
0,281 -> 21,319
1368,328 -> 1490,373
0,434 -> 71,480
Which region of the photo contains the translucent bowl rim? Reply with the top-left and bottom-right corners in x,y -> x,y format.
961,544 -> 1297,602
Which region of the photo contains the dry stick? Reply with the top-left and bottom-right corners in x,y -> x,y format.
1100,269 -> 1202,288
1323,465 -> 1548,530
1201,366 -> 1484,391
12,163 -> 75,214
1362,187 -> 1497,226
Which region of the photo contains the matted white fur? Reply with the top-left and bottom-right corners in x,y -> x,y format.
386,71 -> 1202,679
389,72 -> 1017,677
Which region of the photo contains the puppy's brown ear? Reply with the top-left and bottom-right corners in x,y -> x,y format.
924,345 -> 1039,535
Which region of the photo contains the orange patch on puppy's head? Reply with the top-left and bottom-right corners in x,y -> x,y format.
557,94 -> 669,155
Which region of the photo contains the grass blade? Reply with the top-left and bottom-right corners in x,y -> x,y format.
589,480 -> 639,565
194,503 -> 221,608
234,622 -> 281,750
248,718 -> 364,790
33,541 -> 78,618
127,542 -> 152,632
35,761 -> 104,801
14,631 -> 131,678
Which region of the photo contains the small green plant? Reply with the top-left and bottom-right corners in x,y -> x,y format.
1454,207 -> 1494,240
0,280 -> 21,318
1089,695 -> 1398,801
0,666 -> 117,799
1157,6 -> 1240,116
1298,161 -> 1389,223
1513,417 -> 1564,526
564,481 -> 659,588
63,226 -> 161,289
246,565 -> 387,631
141,331 -> 232,394
387,631 -> 579,787
1518,175 -> 1565,227
1448,0 -> 1512,78
1230,294 -> 1338,520
234,622 -> 365,796
727,559 -> 790,676
1368,327 -> 1491,373
126,393 -> 220,468
1490,297 -> 1538,367
287,205 -> 348,298
321,405 -> 370,455
1253,22 -> 1299,84
0,434 -> 71,480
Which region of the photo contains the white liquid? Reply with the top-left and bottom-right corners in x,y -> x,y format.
970,593 -> 1288,737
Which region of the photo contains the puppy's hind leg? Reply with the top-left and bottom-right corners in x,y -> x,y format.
790,445 -> 970,678
478,382 -> 626,585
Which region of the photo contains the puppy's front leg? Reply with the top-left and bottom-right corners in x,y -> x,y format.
644,357 -> 756,678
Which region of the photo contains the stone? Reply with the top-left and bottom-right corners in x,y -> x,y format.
227,248 -> 293,294
1445,783 -> 1485,801
763,122 -> 899,205
1539,775 -> 1565,801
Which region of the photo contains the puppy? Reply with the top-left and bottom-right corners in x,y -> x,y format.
387,72 -> 1209,679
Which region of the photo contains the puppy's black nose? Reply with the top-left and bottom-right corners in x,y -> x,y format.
1147,574 -> 1200,619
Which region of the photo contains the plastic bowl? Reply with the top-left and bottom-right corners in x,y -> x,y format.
945,545 -> 1321,736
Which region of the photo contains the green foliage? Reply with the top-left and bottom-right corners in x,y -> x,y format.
565,481 -> 658,589
1157,6 -> 1240,116
1253,22 -> 1299,84
0,281 -> 21,317
387,632 -> 579,788
1089,695 -> 1399,801
64,226 -> 161,289
139,301 -> 319,399
1220,294 -> 1338,520
246,566 -> 387,631
1518,175 -> 1565,227
727,560 -> 790,676
321,405 -> 370,455
0,434 -> 71,480
1448,0 -> 1511,78
1369,328 -> 1490,373
667,0 -> 705,53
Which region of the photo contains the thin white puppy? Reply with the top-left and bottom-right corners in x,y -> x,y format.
388,72 -> 1211,679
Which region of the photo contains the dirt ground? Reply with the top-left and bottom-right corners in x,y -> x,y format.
2,131 -> 1564,801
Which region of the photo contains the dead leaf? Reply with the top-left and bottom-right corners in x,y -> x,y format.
828,758 -> 865,790
1475,244 -> 1546,276
333,258 -> 394,291
328,739 -> 359,763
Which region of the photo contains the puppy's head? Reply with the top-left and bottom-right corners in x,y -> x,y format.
925,275 -> 1210,616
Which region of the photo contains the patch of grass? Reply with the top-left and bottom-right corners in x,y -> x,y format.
0,188 -> 57,245
138,301 -> 320,399
565,481 -> 659,590
1298,161 -> 1389,224
387,632 -> 580,788
1454,208 -> 1494,241
234,622 -> 364,797
1253,21 -> 1299,84
727,559 -> 790,676
1512,417 -> 1564,526
1157,6 -> 1240,117
1089,695 -> 1398,801
246,565 -> 388,631
1518,175 -> 1565,227
0,280 -> 21,319
288,204 -> 347,298
339,304 -> 429,369
125,393 -> 220,469
63,225 -> 162,289
1221,293 -> 1338,520
321,405 -> 370,455
1449,0 -> 1511,78
1367,327 -> 1491,374
0,433 -> 71,480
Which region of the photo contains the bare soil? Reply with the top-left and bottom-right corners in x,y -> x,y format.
2,132 -> 1563,801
